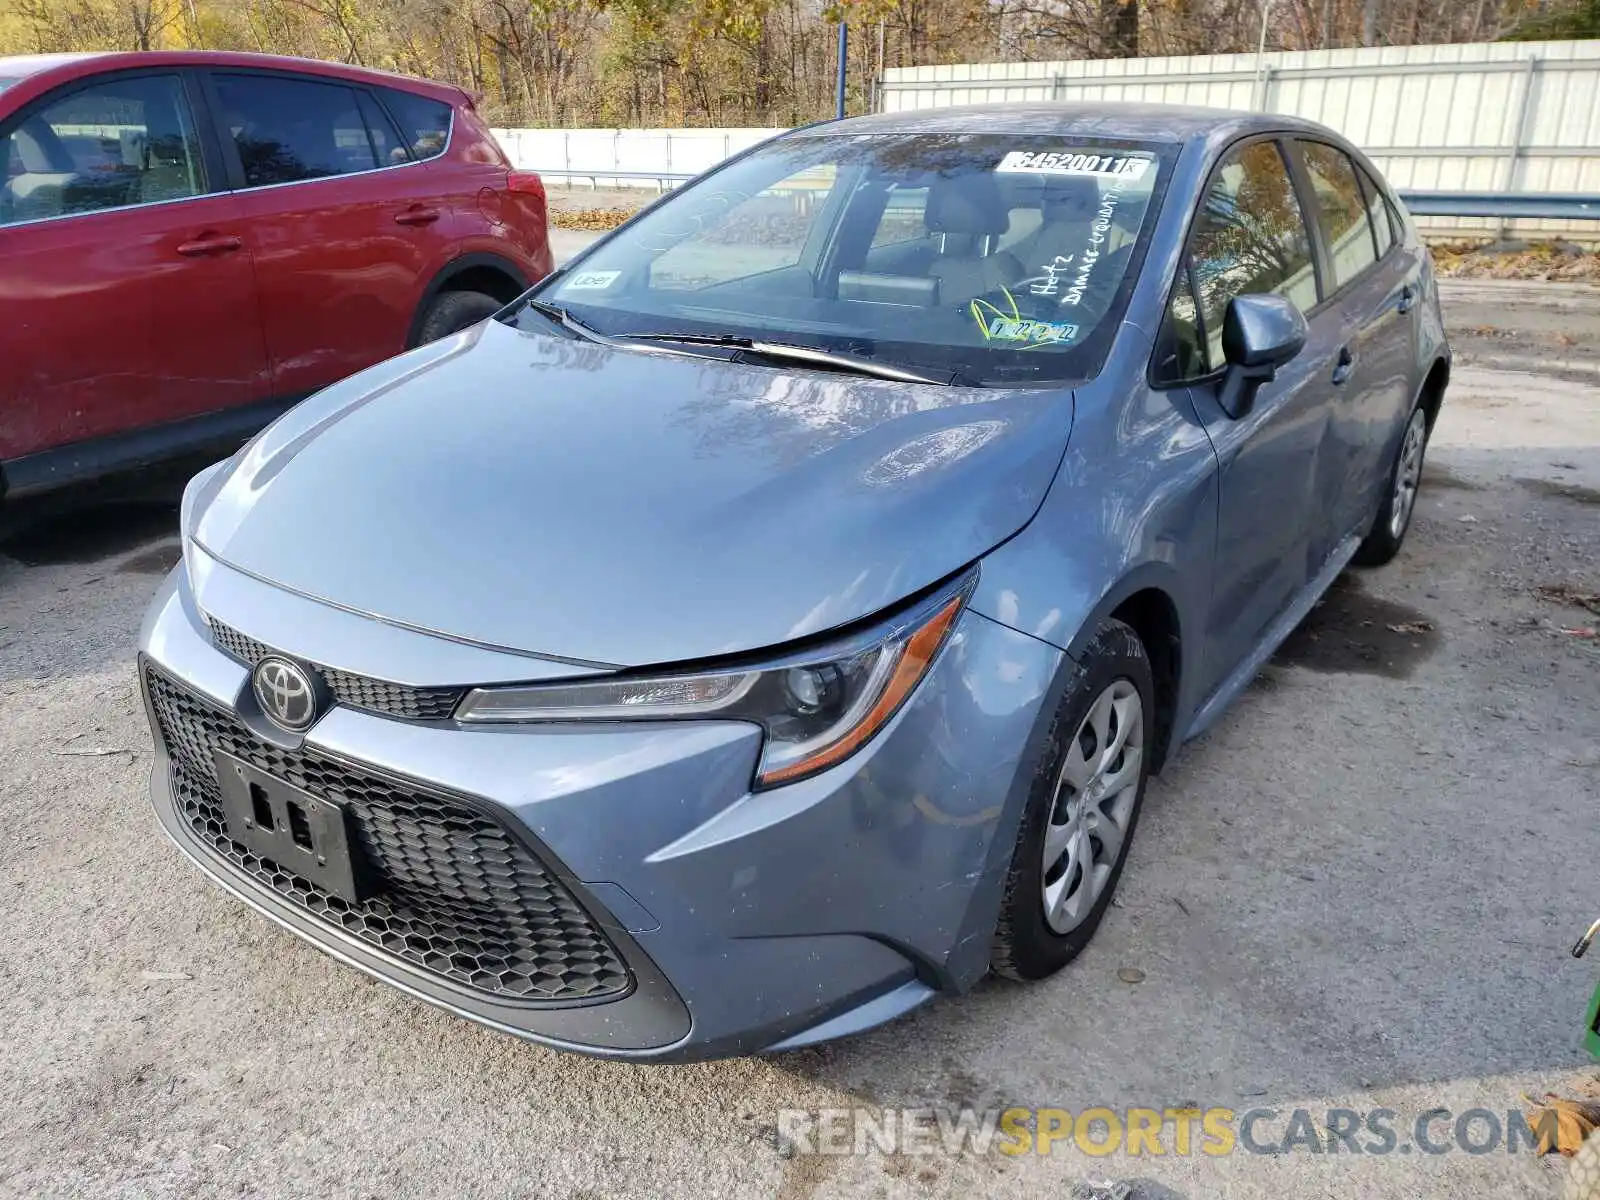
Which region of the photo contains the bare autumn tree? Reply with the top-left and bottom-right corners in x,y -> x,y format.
0,0 -> 1579,125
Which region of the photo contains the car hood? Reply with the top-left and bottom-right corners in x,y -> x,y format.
195,319 -> 1073,669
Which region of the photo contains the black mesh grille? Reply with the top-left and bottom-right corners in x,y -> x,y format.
208,621 -> 463,721
146,668 -> 632,1004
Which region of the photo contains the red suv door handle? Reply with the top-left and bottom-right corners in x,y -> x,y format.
394,207 -> 441,227
176,234 -> 243,257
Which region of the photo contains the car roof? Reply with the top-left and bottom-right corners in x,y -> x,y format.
0,50 -> 463,104
0,52 -> 99,81
805,101 -> 1336,150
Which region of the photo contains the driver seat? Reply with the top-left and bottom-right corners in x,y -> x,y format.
924,174 -> 1022,304
1008,174 -> 1100,277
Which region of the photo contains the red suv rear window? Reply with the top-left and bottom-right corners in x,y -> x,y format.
380,89 -> 452,162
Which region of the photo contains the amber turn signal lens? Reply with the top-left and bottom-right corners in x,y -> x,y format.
756,592 -> 965,787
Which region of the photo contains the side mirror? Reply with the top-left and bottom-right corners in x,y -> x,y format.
1217,294 -> 1308,419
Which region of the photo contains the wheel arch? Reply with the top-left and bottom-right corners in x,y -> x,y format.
1061,565 -> 1188,776
1417,354 -> 1450,431
406,253 -> 532,349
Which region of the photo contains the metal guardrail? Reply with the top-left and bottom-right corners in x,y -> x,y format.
537,166 -> 1600,222
537,167 -> 694,189
1396,192 -> 1600,221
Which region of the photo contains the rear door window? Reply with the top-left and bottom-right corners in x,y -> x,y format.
355,90 -> 404,167
1295,140 -> 1380,292
0,73 -> 204,225
1353,161 -> 1395,257
212,74 -> 380,187
380,88 -> 453,162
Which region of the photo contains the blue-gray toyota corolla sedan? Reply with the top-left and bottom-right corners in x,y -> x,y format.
139,103 -> 1449,1060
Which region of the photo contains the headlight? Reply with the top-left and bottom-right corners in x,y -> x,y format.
179,457 -> 229,543
179,457 -> 236,585
455,572 -> 974,788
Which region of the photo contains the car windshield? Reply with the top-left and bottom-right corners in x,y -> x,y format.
515,131 -> 1173,386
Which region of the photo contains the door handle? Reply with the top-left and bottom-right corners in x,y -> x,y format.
176,234 -> 242,257
1331,347 -> 1357,386
394,207 -> 441,226
1397,284 -> 1416,314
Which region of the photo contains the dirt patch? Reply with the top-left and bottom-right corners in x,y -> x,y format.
1272,572 -> 1439,679
116,543 -> 182,576
1433,241 -> 1600,283
551,207 -> 637,231
545,185 -> 646,232
1421,464 -> 1485,491
1519,478 -> 1600,506
1534,583 -> 1600,617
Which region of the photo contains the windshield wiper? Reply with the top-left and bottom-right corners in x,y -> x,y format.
620,333 -> 962,386
523,308 -> 967,385
520,299 -> 609,344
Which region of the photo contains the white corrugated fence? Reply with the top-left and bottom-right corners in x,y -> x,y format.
491,126 -> 781,189
493,39 -> 1600,240
879,39 -> 1600,239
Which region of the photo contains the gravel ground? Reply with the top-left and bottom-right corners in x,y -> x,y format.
1,289 -> 1598,1199
1442,280 -> 1600,384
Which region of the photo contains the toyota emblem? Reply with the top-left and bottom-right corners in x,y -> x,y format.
252,656 -> 318,731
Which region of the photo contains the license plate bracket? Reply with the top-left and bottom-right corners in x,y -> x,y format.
214,751 -> 370,903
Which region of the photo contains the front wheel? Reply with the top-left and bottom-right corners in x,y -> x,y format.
991,618 -> 1154,981
1354,402 -> 1428,567
412,290 -> 504,347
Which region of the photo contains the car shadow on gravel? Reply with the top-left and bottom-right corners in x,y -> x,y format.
1269,571 -> 1439,679
0,501 -> 182,686
0,502 -> 178,568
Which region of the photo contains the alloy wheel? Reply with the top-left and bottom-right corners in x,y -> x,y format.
1041,679 -> 1144,935
1390,408 -> 1427,540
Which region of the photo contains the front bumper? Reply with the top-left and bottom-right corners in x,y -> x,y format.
139,551 -> 1062,1060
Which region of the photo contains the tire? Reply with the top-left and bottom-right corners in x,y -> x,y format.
991,618 -> 1155,982
413,290 -> 504,346
1353,400 -> 1429,567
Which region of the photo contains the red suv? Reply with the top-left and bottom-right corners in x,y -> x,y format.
0,51 -> 551,508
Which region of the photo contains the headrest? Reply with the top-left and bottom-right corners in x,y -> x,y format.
12,124 -> 55,173
120,129 -> 147,168
1040,174 -> 1101,215
925,173 -> 1010,237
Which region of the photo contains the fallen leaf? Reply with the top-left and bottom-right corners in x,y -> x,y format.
1522,1093 -> 1600,1155
1116,967 -> 1146,984
1387,620 -> 1434,635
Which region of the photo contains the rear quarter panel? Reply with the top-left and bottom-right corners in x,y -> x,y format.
433,102 -> 551,282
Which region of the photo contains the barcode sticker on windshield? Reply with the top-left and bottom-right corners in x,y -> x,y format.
996,151 -> 1151,179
